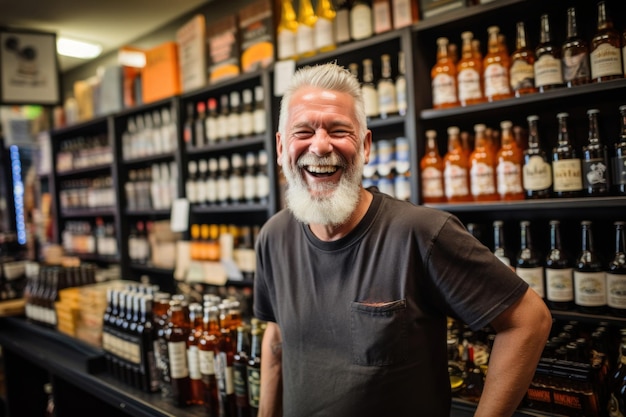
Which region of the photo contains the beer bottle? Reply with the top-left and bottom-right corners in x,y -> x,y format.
195,101 -> 207,148
496,121 -> 524,201
199,304 -> 220,416
396,51 -> 408,116
510,21 -> 537,97
187,303 -> 205,405
515,220 -> 544,299
607,221 -> 626,317
362,58 -> 380,119
277,0 -> 298,61
483,26 -> 512,102
552,112 -> 583,198
574,220 -> 606,314
247,324 -> 263,417
137,295 -> 160,393
562,7 -> 590,87
420,129 -> 445,203
296,0 -> 317,58
534,14 -> 564,92
607,340 -> 626,416
492,220 -> 513,269
378,54 -> 397,118
457,31 -> 485,106
613,105 -> 626,195
314,0 -> 336,53
582,109 -> 611,196
153,292 -> 172,398
590,1 -> 623,83
469,123 -> 498,201
350,0 -> 373,41
443,126 -> 471,202
215,302 -> 237,416
166,300 -> 192,406
233,325 -> 251,417
432,37 -> 459,109
545,220 -> 574,311
523,115 -> 552,199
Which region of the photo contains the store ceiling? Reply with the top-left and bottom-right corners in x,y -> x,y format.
0,0 -> 211,72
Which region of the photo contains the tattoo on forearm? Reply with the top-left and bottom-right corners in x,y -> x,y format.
271,342 -> 282,357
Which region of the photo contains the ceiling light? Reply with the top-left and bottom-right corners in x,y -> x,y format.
56,37 -> 103,59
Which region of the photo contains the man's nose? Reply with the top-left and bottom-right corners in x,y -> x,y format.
309,130 -> 332,156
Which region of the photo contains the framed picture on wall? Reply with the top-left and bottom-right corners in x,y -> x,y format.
0,29 -> 60,105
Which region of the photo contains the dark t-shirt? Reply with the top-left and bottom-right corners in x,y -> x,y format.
253,188 -> 528,417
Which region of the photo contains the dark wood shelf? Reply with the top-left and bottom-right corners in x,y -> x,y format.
122,152 -> 176,166
125,209 -> 171,217
185,135 -> 266,155
61,208 -> 117,218
190,202 -> 270,214
425,196 -> 626,213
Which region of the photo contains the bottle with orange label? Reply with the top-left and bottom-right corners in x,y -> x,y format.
483,26 -> 512,102
431,37 -> 459,109
469,123 -> 498,201
457,31 -> 484,106
420,129 -> 446,203
443,126 -> 471,202
496,121 -> 524,200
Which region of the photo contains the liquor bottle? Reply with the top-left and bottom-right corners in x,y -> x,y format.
590,1 -> 623,83
235,226 -> 257,281
420,129 -> 445,203
229,153 -> 245,204
443,126 -> 471,202
492,220 -> 513,269
534,14 -> 564,93
496,120 -> 524,201
350,0 -> 373,41
552,112 -> 583,198
510,21 -> 537,97
582,108 -> 611,196
187,303 -> 204,405
431,37 -> 458,109
196,160 -> 208,206
217,94 -> 230,142
228,91 -> 241,140
614,105 -> 626,195
378,54 -> 397,118
207,224 -> 221,262
253,86 -> 266,135
562,7 -> 590,87
608,340 -> 626,417
457,31 -> 484,106
545,220 -> 574,310
296,0 -> 317,58
361,58 -> 379,119
469,123 -> 498,201
574,220 -> 606,314
186,160 -> 198,204
153,293 -> 172,399
483,26 -> 512,102
217,156 -> 231,206
243,152 -> 257,204
137,295 -> 160,393
233,325 -> 251,417
277,0 -> 298,60
195,101 -> 207,148
372,0 -> 392,34
206,158 -> 219,206
239,89 -> 254,137
206,98 -> 219,144
607,221 -> 626,317
392,0 -> 419,29
199,304 -> 220,416
315,0 -> 336,52
183,102 -> 195,151
215,318 -> 237,416
247,324 -> 263,417
523,115 -> 552,199
396,51 -> 407,116
256,150 -> 270,204
515,220 -> 545,299
334,0 -> 351,45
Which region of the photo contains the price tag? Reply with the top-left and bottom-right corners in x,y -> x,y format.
170,198 -> 189,232
274,59 -> 296,97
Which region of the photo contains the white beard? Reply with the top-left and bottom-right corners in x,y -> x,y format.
282,149 -> 365,226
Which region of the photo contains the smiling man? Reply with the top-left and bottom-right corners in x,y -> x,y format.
253,63 -> 551,417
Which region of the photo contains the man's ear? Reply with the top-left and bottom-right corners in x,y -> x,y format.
276,132 -> 283,166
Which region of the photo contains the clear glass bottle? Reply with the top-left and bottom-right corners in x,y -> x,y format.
522,115 -> 552,199
582,108 -> 611,196
562,7 -> 590,87
590,1 -> 623,83
515,220 -> 545,299
378,54 -> 397,118
534,14 -> 564,92
510,21 -> 537,97
545,220 -> 574,311
457,31 -> 485,106
420,129 -> 445,203
574,220 -> 606,314
431,37 -> 459,109
552,112 -> 582,198
607,221 -> 626,317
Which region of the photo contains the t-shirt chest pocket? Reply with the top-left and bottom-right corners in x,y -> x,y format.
350,299 -> 408,366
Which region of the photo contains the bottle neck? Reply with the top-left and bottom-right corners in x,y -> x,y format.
615,224 -> 626,256
550,223 -> 562,251
566,8 -> 579,39
520,224 -> 532,250
597,2 -> 612,30
527,120 -> 540,149
516,23 -> 528,50
494,226 -> 505,251
558,118 -> 570,145
587,113 -> 600,145
539,15 -> 552,44
581,225 -> 594,253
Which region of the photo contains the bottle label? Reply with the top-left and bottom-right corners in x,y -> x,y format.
187,345 -> 202,380
457,68 -> 483,102
582,157 -> 609,190
229,176 -> 244,201
244,175 -> 257,201
546,268 -> 574,302
422,166 -> 444,198
509,59 -> 535,91
296,25 -> 315,56
394,175 -> 411,201
378,80 -> 397,116
484,64 -> 510,97
217,178 -> 230,203
228,114 -> 240,138
516,266 -> 545,298
199,349 -> 216,376
205,178 -> 217,204
607,273 -> 626,309
253,109 -> 266,134
362,85 -> 380,117
373,1 -> 392,33
613,155 -> 626,186
552,158 -> 583,192
443,164 -> 469,198
523,155 -> 552,191
247,367 -> 261,407
393,0 -> 414,28
470,162 -> 496,196
432,74 -> 457,106
590,43 -> 622,78
335,9 -> 351,43
395,77 -> 407,114
534,54 -> 564,87
574,271 -> 607,307
315,17 -> 334,50
239,112 -> 254,136
497,161 -> 523,195
350,5 -> 373,40
256,174 -> 270,200
206,117 -> 218,142
563,52 -> 590,82
167,341 -> 189,379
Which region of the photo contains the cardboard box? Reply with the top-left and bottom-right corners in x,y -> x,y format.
141,41 -> 181,104
238,0 -> 274,73
207,15 -> 240,84
419,0 -> 466,19
176,14 -> 207,92
149,220 -> 182,269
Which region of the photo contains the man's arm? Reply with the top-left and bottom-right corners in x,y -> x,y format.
259,321 -> 283,417
474,288 -> 552,417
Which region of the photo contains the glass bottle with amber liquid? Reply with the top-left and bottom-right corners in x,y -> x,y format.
562,7 -> 590,87
515,220 -> 545,299
614,105 -> 626,195
510,21 -> 537,97
545,220 -> 574,310
420,130 -> 445,203
523,115 -> 552,199
199,304 -> 220,417
166,301 -> 192,406
443,126 -> 471,202
582,108 -> 611,196
186,303 -> 204,405
469,123 -> 498,201
457,31 -> 485,106
574,220 -> 606,314
534,14 -> 564,93
552,112 -> 582,198
497,120 -> 524,201
432,37 -> 459,109
607,221 -> 626,317
233,325 -> 250,417
483,26 -> 512,102
590,1 -> 623,83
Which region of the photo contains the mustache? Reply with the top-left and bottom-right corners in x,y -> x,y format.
296,152 -> 347,169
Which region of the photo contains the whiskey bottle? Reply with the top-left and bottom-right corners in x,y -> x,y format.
228,91 -> 241,140
205,98 -> 219,144
217,94 -> 230,142
362,58 -> 380,118
515,220 -> 545,298
195,101 -> 207,148
378,54 -> 397,118
432,37 -> 458,109
574,220 -> 606,314
443,126 -> 470,202
372,0 -> 392,34
523,115 -> 552,199
296,0 -> 317,58
229,153 -> 245,204
334,0 -> 351,45
247,324 -> 263,417
590,1 -> 623,83
582,108 -> 611,196
239,89 -> 254,137
315,0 -> 336,53
186,302 -> 204,405
256,150 -> 270,204
496,120 -> 524,201
395,51 -> 408,116
199,304 -> 220,416
217,156 -> 231,206
483,26 -> 512,102
215,314 -> 237,416
350,0 -> 373,41
186,161 -> 198,204
206,158 -> 219,206
420,129 -> 445,203
469,123 -> 498,201
492,220 -> 512,268
137,295 -> 160,393
552,112 -> 582,198
153,293 -> 172,399
545,220 -> 574,311
196,159 -> 208,205
233,325 -> 251,416
614,105 -> 626,195
607,221 -> 626,317
510,21 -> 537,97
277,0 -> 298,60
166,301 -> 192,406
253,86 -> 266,135
562,7 -> 590,87
457,31 -> 485,106
534,14 -> 564,92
